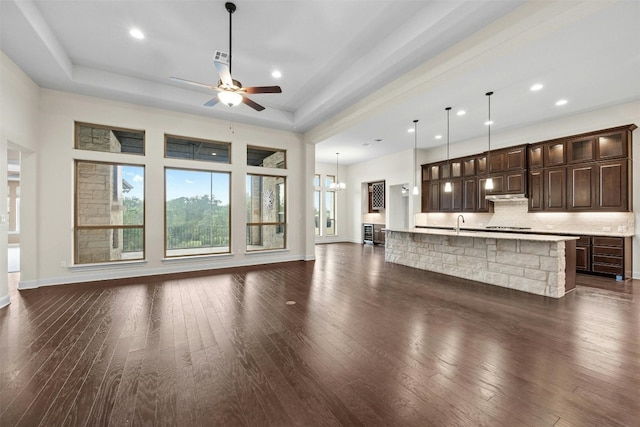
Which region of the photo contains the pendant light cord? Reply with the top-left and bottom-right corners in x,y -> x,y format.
445,107 -> 451,168
413,120 -> 418,192
486,91 -> 493,164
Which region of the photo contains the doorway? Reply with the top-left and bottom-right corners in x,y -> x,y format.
7,148 -> 20,274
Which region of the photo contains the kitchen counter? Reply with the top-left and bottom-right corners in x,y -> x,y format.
416,225 -> 634,237
385,228 -> 577,298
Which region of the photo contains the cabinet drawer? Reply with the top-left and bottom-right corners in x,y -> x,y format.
592,246 -> 623,256
592,263 -> 623,275
576,236 -> 591,246
592,236 -> 623,247
592,255 -> 623,266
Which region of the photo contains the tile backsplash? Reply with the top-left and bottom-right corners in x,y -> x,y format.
415,200 -> 635,235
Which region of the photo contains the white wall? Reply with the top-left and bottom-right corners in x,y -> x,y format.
0,52 -> 40,307
418,101 -> 640,278
17,88 -> 314,289
314,161 -> 350,243
345,149 -> 419,243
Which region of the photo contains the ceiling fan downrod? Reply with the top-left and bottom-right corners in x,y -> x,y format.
225,2 -> 236,75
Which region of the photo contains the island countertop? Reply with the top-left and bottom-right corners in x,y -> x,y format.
386,227 -> 579,242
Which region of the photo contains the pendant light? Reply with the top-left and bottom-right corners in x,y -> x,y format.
330,152 -> 346,190
444,107 -> 452,193
485,91 -> 494,190
412,120 -> 419,195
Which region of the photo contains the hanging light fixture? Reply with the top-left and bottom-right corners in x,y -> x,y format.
330,152 -> 346,190
444,107 -> 452,193
412,120 -> 419,195
485,91 -> 494,190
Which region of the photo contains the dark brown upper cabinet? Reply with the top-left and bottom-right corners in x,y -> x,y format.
462,157 -> 476,176
529,145 -> 543,169
545,142 -> 566,167
596,131 -> 627,160
567,137 -> 595,163
421,124 -> 634,214
477,155 -> 487,175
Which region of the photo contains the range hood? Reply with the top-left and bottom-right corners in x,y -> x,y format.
486,193 -> 528,202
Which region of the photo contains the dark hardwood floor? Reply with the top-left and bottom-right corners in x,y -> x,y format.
1,243 -> 639,426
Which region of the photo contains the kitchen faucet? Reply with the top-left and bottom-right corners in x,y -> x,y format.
456,214 -> 465,234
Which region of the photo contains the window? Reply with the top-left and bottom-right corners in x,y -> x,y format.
75,122 -> 144,155
75,161 -> 144,264
325,191 -> 335,236
325,175 -> 335,188
165,168 -> 230,257
314,191 -> 320,236
246,174 -> 286,251
247,146 -> 286,168
314,174 -> 320,187
165,134 -> 230,163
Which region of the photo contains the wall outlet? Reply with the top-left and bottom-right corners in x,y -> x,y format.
603,226 -> 612,232
618,225 -> 627,232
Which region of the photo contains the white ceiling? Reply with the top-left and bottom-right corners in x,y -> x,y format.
1,0 -> 639,165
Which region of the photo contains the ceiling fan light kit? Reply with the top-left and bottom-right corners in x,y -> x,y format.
170,1 -> 282,112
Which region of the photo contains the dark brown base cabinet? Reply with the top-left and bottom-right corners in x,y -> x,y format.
576,235 -> 631,279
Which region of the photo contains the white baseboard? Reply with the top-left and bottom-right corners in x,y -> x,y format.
18,253 -> 306,290
0,294 -> 10,309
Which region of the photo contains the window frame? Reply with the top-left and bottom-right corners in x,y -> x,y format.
74,121 -> 145,155
164,167 -> 232,258
246,173 -> 287,251
164,133 -> 231,164
74,160 -> 145,264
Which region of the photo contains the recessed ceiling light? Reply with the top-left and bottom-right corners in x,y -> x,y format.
555,99 -> 568,106
129,28 -> 145,40
485,120 -> 494,126
362,142 -> 372,147
374,138 -> 383,143
271,70 -> 282,78
211,152 -> 217,156
407,128 -> 415,133
435,135 -> 442,139
530,83 -> 544,91
457,110 -> 466,116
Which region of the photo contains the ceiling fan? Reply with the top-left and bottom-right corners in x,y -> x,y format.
170,2 -> 282,112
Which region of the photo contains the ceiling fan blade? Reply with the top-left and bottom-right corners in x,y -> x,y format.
169,76 -> 217,90
243,86 -> 282,94
203,97 -> 219,107
214,60 -> 233,87
242,96 -> 265,111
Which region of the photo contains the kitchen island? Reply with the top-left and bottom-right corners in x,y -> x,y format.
385,228 -> 578,298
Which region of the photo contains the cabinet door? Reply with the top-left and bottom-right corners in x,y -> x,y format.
567,137 -> 595,163
576,245 -> 591,272
476,177 -> 492,212
597,160 -> 628,211
568,164 -> 596,210
424,181 -> 440,212
462,178 -> 476,212
596,131 -> 627,160
477,155 -> 487,175
462,157 -> 476,176
529,145 -> 543,169
450,160 -> 462,178
545,142 -> 566,167
422,165 -> 430,182
544,167 -> 566,211
505,172 -> 526,194
505,146 -> 526,170
439,179 -> 461,211
488,151 -> 505,173
528,170 -> 543,211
